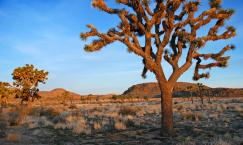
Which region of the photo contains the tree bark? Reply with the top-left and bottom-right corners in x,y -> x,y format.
157,79 -> 174,136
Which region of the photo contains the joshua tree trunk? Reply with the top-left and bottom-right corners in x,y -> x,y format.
157,78 -> 174,136
161,89 -> 173,136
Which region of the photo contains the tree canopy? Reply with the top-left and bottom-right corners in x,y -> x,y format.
81,0 -> 236,82
12,64 -> 48,103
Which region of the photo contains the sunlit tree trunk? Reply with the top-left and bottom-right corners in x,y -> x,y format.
157,75 -> 174,136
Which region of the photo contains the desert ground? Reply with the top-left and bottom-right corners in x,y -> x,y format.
0,96 -> 242,145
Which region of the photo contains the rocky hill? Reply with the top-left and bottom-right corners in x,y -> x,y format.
39,88 -> 115,100
123,82 -> 243,98
39,88 -> 81,100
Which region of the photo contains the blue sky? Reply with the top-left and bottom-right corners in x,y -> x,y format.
0,0 -> 243,94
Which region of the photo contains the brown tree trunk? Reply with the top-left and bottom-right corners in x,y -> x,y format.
161,89 -> 174,136
157,79 -> 174,136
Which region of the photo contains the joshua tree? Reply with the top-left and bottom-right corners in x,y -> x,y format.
197,83 -> 205,104
59,91 -> 68,105
12,64 -> 48,104
81,0 -> 236,136
206,88 -> 213,103
60,91 -> 75,107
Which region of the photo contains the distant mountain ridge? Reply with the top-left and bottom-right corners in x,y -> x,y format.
38,88 -> 114,100
38,82 -> 243,99
123,82 -> 243,98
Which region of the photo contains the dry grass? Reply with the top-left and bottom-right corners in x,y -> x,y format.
118,106 -> 138,116
0,97 -> 242,144
114,120 -> 126,130
6,133 -> 21,142
209,138 -> 231,145
93,121 -> 102,130
7,105 -> 31,126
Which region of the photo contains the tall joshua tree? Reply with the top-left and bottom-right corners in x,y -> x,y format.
81,0 -> 236,136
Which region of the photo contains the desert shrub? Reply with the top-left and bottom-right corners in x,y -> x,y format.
52,111 -> 69,124
177,136 -> 196,145
111,95 -> 134,101
118,106 -> 138,116
105,111 -> 119,119
143,96 -> 149,101
114,120 -> 126,130
233,105 -> 243,113
209,138 -> 231,145
176,105 -> 184,111
8,111 -> 20,126
37,116 -> 53,127
69,104 -> 78,109
123,115 -> 135,127
194,112 -> 205,122
93,121 -> 102,130
230,99 -> 242,103
143,104 -> 160,115
28,106 -> 44,117
8,105 -> 31,126
6,133 -> 21,142
180,111 -> 195,121
39,107 -> 61,120
53,113 -> 89,135
111,95 -> 118,100
0,120 -> 7,130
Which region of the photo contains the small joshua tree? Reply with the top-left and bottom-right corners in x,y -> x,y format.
60,91 -> 74,107
186,86 -> 194,104
206,88 -> 212,103
12,64 -> 48,104
197,83 -> 205,104
60,91 -> 69,105
81,0 -> 236,136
